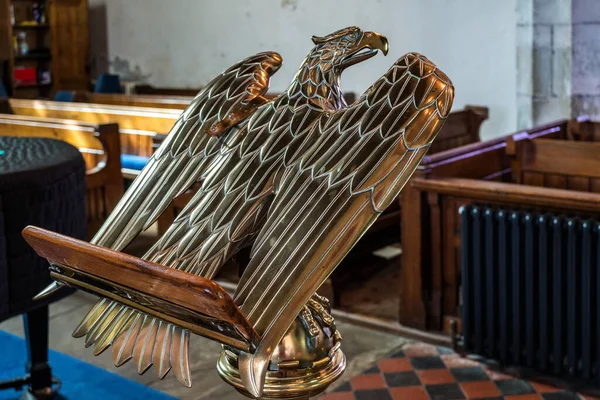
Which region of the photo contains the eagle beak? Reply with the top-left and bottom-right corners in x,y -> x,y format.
362,31 -> 389,56
340,31 -> 389,69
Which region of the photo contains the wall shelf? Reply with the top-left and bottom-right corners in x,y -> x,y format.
0,0 -> 89,99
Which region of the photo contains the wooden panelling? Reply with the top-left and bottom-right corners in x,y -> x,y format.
518,139 -> 600,185
428,105 -> 488,154
80,92 -> 193,110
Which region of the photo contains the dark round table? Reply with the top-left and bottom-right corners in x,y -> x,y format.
0,136 -> 86,399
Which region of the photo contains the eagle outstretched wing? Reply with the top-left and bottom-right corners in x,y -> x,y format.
68,51 -> 282,385
72,46 -> 343,385
66,25 -> 392,386
93,51 -> 282,251
233,53 -> 454,397
75,97 -> 327,386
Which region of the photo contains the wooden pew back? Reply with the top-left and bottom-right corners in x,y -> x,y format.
568,117 -> 600,141
428,106 -> 488,154
132,85 -> 359,104
0,114 -> 123,236
8,99 -> 180,132
513,139 -> 600,191
7,99 -> 181,157
71,91 -> 359,110
134,85 -> 200,96
66,91 -> 194,110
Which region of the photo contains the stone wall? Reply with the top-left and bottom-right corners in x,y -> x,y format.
517,0 -> 573,129
517,0 -> 600,128
87,0 -> 518,140
572,0 -> 600,120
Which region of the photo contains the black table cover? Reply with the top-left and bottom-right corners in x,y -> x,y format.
0,137 -> 86,320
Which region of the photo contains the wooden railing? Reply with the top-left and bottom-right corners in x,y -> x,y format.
398,117 -> 600,332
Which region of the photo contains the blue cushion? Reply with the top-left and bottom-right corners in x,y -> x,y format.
54,90 -> 74,102
94,74 -> 122,93
120,154 -> 149,171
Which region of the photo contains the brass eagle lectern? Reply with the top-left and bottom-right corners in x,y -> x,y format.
24,27 -> 454,399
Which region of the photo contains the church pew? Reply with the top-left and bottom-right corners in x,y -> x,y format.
328,106 -> 489,299
400,118 -> 579,331
510,137 -> 600,191
6,99 -> 180,133
63,91 -> 194,110
64,91 -> 361,110
565,116 -> 600,141
399,117 -> 599,332
4,99 -> 181,177
0,114 -> 123,237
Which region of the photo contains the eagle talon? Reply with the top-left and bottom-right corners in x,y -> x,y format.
299,305 -> 320,337
297,293 -> 335,339
312,292 -> 332,312
307,298 -> 334,327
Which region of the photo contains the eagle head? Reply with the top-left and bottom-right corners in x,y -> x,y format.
290,27 -> 388,108
310,26 -> 389,73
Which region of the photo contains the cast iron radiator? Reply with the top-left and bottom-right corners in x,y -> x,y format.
460,204 -> 600,382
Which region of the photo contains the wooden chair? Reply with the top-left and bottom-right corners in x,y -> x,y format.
0,114 -> 123,237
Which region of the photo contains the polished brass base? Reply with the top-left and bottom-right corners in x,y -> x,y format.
217,298 -> 346,399
217,347 -> 346,399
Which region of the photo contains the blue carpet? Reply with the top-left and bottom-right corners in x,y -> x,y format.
0,330 -> 177,400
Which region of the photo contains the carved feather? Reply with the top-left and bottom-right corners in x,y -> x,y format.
153,323 -> 174,379
112,313 -> 144,367
170,328 -> 191,387
72,297 -> 109,338
133,317 -> 160,374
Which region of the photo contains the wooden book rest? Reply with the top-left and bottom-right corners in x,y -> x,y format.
22,226 -> 259,352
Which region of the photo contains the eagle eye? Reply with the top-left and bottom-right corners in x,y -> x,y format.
344,32 -> 359,42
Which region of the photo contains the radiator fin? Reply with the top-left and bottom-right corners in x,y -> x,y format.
460,204 -> 600,384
